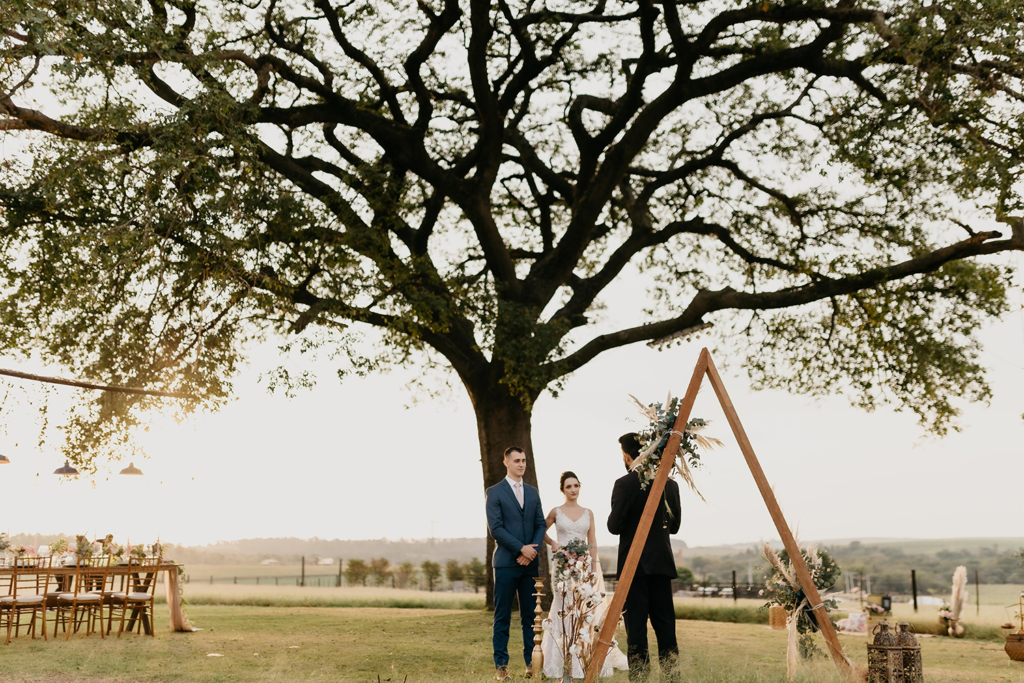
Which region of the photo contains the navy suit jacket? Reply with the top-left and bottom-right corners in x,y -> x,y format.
485,479 -> 546,569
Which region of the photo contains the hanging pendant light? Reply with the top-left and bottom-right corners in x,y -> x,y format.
53,461 -> 80,478
119,462 -> 143,475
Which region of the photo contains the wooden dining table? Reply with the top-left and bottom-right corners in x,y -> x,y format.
0,561 -> 196,633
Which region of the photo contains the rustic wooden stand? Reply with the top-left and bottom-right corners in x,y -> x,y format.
583,349 -> 858,683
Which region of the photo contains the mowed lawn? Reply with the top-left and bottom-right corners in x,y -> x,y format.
1,606 -> 1023,683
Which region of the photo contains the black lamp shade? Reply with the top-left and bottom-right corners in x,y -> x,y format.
119,462 -> 143,475
53,461 -> 80,476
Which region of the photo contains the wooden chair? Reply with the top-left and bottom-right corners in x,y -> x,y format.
0,556 -> 51,644
107,557 -> 161,637
54,556 -> 111,639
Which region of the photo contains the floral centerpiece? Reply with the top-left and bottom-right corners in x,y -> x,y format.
760,543 -> 844,677
865,603 -> 889,616
74,534 -> 94,562
12,545 -> 29,558
0,533 -> 10,555
629,394 -> 720,499
130,544 -> 147,560
548,539 -> 603,681
49,538 -> 68,555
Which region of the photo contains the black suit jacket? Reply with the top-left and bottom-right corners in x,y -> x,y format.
607,472 -> 681,579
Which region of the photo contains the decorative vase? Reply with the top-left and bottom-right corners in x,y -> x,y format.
1006,633 -> 1024,661
768,604 -> 787,630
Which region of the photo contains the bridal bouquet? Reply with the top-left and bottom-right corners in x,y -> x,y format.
553,539 -> 592,582
629,393 -> 721,499
549,540 -> 604,679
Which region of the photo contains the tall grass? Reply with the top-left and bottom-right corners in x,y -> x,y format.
174,584 -> 485,609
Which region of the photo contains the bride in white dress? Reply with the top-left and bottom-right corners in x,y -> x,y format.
541,471 -> 629,679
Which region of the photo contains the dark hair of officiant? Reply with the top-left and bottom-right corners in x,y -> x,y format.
559,471 -> 580,491
619,432 -> 641,460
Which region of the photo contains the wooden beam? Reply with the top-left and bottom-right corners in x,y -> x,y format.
584,349 -> 709,683
586,349 -> 859,682
0,367 -> 190,399
703,354 -> 856,680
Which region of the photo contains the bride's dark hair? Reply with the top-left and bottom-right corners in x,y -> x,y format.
559,471 -> 580,491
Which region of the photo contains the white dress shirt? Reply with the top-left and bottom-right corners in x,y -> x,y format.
505,475 -> 525,508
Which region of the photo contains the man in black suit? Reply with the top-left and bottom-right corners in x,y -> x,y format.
608,432 -> 682,681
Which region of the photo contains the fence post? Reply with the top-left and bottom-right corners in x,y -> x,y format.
732,570 -> 737,602
301,556 -> 306,587
975,569 -> 980,617
233,576 -> 237,584
275,577 -> 279,586
210,575 -> 213,585
338,560 -> 343,587
256,577 -> 260,586
911,569 -> 918,612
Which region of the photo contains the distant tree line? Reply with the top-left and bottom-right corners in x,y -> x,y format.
682,542 -> 1024,595
341,557 -> 487,593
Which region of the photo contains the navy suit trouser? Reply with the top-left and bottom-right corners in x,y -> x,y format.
492,564 -> 538,668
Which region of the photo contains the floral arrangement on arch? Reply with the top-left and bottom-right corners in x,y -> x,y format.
629,394 -> 721,499
548,539 -> 604,678
760,542 -> 843,674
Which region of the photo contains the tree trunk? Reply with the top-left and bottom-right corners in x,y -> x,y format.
470,379 -> 551,611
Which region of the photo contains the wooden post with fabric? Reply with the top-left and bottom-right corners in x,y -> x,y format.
583,348 -> 859,683
584,349 -> 707,683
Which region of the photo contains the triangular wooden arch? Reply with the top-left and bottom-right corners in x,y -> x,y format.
584,348 -> 857,683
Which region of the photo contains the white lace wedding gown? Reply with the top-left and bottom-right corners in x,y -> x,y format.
541,508 -> 630,678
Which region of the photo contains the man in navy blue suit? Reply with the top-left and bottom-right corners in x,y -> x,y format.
485,446 -> 546,681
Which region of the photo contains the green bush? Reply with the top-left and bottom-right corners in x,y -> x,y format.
675,603 -> 767,624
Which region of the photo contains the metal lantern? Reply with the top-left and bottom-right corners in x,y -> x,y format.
867,622 -> 905,683
896,622 -> 923,682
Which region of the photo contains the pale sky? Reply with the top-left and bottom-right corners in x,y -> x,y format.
1,278 -> 1020,549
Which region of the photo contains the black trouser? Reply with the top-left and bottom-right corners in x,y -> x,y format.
623,565 -> 678,680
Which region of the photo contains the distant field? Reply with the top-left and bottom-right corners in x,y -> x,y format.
683,537 -> 1024,557
180,563 -> 335,583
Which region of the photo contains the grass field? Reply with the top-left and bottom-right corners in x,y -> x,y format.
0,605 -> 1022,682
174,584 -> 486,609
161,584 -> 1022,634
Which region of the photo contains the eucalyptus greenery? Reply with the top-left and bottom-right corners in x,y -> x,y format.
761,546 -> 842,660
1,2 -> 1022,598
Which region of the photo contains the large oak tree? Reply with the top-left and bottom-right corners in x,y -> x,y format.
1,0 -> 1022,602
